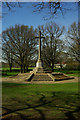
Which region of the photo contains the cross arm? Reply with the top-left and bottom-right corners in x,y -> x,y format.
35,36 -> 45,39
41,36 -> 45,39
35,36 -> 39,38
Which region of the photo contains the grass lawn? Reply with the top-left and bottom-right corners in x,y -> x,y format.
54,69 -> 80,77
1,67 -> 80,78
1,67 -> 34,77
2,82 -> 80,120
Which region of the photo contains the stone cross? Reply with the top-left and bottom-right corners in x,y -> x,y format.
35,31 -> 45,60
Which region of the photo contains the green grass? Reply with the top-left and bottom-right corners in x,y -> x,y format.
1,67 -> 34,77
1,67 -> 34,71
54,69 -> 80,77
1,67 -> 80,78
2,82 -> 80,120
2,67 -> 20,71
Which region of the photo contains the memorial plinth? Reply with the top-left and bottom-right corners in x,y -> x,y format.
28,31 -> 74,81
36,59 -> 43,68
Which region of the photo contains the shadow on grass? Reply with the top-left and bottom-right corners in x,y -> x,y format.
2,92 -> 80,120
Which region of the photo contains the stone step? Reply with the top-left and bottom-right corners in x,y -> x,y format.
32,75 -> 53,81
5,73 -> 32,81
52,74 -> 74,81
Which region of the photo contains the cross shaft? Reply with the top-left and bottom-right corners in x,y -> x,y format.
35,31 -> 45,60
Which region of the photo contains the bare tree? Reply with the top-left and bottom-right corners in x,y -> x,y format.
2,2 -> 21,11
2,25 -> 37,73
67,22 -> 80,62
2,2 -> 76,19
39,22 -> 65,72
56,51 -> 68,70
32,2 -> 76,20
2,41 -> 13,72
33,2 -> 62,19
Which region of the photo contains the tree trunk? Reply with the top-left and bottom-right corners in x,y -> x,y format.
60,64 -> 63,70
9,62 -> 12,72
20,65 -> 23,73
51,62 -> 54,72
10,64 -> 12,72
23,64 -> 26,73
20,58 -> 24,73
26,66 -> 28,72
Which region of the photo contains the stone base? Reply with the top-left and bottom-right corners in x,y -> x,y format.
31,67 -> 45,74
36,59 -> 43,68
30,59 -> 46,74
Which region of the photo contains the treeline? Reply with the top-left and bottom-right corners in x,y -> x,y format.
2,22 -> 80,72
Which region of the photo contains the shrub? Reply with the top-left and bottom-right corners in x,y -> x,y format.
65,62 -> 80,70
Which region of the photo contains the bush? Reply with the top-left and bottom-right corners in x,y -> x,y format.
65,62 -> 80,70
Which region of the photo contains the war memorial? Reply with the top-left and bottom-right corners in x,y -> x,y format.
3,31 -> 74,83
